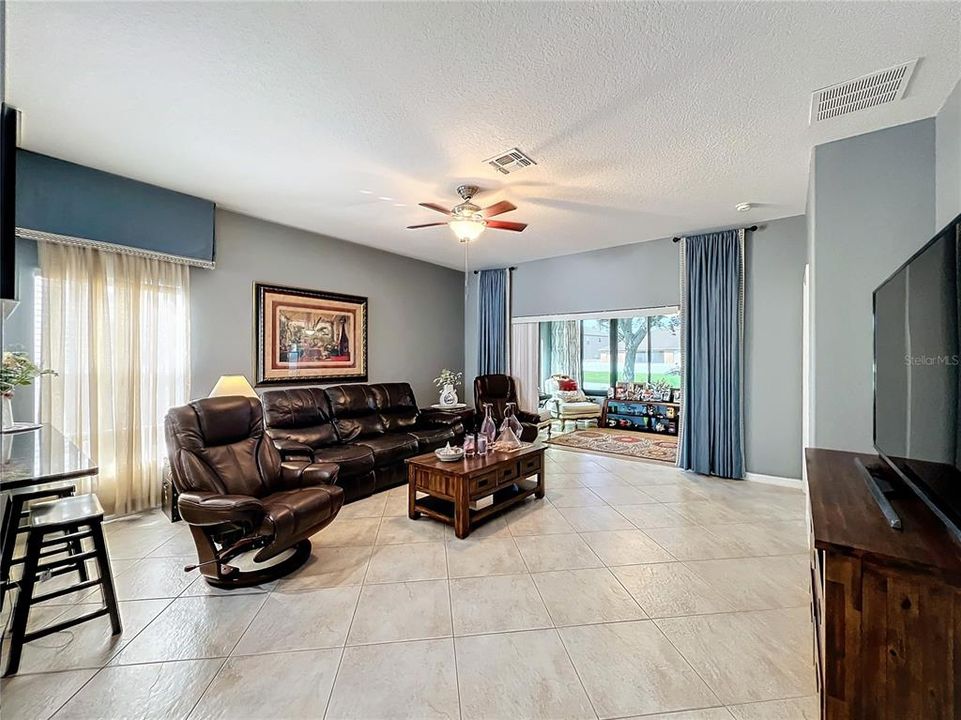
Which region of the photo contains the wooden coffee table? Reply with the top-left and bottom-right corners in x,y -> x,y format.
406,444 -> 546,539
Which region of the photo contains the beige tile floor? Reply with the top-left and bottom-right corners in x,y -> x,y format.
1,447 -> 818,720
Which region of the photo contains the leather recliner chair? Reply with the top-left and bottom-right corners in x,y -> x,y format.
165,396 -> 344,588
473,374 -> 541,442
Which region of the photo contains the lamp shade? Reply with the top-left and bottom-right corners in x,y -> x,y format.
209,375 -> 258,399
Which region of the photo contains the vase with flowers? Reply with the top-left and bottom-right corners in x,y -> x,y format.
1,352 -> 56,431
432,369 -> 463,407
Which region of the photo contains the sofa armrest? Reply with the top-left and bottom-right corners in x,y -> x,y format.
178,492 -> 265,528
280,461 -> 340,489
418,410 -> 464,428
272,438 -> 315,460
515,409 -> 542,425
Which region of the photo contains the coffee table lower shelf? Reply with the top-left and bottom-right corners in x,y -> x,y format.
412,478 -> 540,530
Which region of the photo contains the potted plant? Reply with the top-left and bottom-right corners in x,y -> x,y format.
433,369 -> 463,407
1,352 -> 55,431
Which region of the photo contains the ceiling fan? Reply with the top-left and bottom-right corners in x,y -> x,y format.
407,185 -> 528,243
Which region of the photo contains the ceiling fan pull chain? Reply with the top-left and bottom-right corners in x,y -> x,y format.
463,239 -> 470,297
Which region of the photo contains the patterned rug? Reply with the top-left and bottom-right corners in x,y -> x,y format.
546,428 -> 678,464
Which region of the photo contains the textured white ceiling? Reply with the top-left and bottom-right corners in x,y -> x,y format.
6,1 -> 960,269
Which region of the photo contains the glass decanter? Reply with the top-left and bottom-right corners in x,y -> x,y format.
480,403 -> 497,444
497,423 -> 522,451
505,402 -> 524,437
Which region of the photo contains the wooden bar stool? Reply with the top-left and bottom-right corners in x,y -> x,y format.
3,493 -> 122,677
0,483 -> 87,611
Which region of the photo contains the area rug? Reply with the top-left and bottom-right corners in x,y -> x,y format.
546,428 -> 678,464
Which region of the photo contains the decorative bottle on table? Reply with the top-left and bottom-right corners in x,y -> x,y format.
505,402 -> 523,437
497,404 -> 522,450
480,403 -> 497,444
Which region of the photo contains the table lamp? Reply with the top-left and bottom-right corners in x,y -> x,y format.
209,375 -> 259,399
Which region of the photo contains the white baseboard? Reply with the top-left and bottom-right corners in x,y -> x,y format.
744,472 -> 803,488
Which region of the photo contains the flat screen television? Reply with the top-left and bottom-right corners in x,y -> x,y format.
874,212 -> 961,541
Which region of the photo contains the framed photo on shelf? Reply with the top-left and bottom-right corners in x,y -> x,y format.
255,282 -> 368,385
671,387 -> 683,404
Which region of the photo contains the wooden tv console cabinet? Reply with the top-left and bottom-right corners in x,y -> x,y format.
806,448 -> 961,720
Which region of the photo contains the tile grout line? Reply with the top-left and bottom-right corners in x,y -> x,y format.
508,532 -> 602,720
444,534 -> 465,720
183,656 -> 231,719
31,580 -> 180,718
321,506 -> 385,720
643,611 -> 729,713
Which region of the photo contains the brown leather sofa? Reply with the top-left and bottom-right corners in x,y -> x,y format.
165,396 -> 344,587
474,374 -> 541,442
262,382 -> 464,502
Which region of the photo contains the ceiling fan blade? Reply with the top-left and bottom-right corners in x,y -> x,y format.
486,220 -> 528,232
481,200 -> 517,218
406,222 -> 448,229
418,202 -> 452,215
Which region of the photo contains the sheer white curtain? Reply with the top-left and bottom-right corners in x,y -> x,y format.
510,322 -> 540,411
550,320 -> 581,380
38,242 -> 190,515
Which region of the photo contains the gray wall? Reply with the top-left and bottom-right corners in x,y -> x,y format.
468,216 -> 807,478
191,210 -> 465,404
744,215 -> 806,478
513,237 -> 681,317
936,78 -> 961,228
464,237 -> 680,406
810,118 -> 936,453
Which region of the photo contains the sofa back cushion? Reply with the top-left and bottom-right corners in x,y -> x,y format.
371,382 -> 420,432
261,387 -> 339,449
325,384 -> 386,441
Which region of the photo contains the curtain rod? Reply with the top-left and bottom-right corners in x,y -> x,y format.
472,266 -> 517,275
672,225 -> 758,243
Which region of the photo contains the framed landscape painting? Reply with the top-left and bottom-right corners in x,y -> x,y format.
255,282 -> 368,385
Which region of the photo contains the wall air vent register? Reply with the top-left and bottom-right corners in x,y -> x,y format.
484,147 -> 537,175
810,59 -> 918,123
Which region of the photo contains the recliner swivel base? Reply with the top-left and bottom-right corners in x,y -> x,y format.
200,538 -> 312,589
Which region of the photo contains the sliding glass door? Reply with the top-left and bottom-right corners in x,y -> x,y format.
531,309 -> 680,395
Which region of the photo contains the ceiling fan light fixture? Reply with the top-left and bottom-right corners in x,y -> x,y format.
448,215 -> 486,243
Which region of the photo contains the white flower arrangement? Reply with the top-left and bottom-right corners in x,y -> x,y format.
432,369 -> 463,388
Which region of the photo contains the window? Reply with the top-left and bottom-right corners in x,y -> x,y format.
581,319 -> 609,393
37,242 -> 191,515
536,310 -> 680,394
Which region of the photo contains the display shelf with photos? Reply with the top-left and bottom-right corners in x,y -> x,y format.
600,395 -> 681,436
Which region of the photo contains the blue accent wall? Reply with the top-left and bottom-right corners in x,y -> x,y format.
16,150 -> 215,263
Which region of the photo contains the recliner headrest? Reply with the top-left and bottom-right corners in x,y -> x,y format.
192,396 -> 263,446
475,374 -> 513,397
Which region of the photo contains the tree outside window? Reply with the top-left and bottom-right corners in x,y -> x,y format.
539,311 -> 681,394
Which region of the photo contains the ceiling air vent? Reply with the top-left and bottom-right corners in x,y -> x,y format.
810,59 -> 918,124
484,147 -> 537,175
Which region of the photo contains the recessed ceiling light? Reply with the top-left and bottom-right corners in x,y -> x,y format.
359,190 -> 373,195
736,202 -> 753,212
378,196 -> 393,201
